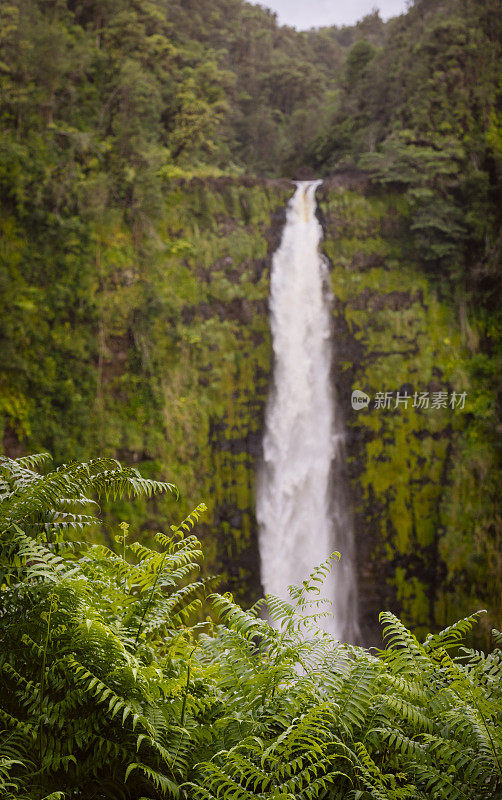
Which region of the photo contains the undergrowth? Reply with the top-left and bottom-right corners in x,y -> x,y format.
0,453 -> 500,799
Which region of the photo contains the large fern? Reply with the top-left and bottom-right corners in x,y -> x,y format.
1,453 -> 501,800
184,587 -> 502,800
0,454 -> 208,798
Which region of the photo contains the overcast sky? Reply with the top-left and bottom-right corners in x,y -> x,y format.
253,0 -> 409,29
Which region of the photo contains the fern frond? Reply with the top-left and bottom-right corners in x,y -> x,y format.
8,453 -> 52,470
209,593 -> 267,641
125,762 -> 180,797
423,613 -> 485,654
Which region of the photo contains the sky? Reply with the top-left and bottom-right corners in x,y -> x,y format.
253,0 -> 409,29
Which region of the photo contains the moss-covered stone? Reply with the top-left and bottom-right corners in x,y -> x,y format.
318,177 -> 501,645
1,176 -> 292,606
3,172 -> 499,643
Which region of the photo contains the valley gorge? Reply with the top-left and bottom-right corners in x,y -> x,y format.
3,172 -> 499,645
2,1 -> 502,795
1,0 -> 500,648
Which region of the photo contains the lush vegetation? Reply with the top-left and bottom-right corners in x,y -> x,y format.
1,0 -> 501,639
1,453 -> 501,800
1,3 -> 501,794
317,183 -> 502,645
312,0 -> 502,643
0,171 -> 290,607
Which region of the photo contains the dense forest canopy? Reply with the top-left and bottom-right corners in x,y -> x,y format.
1,0 -> 500,256
1,0 -> 500,286
1,0 -> 500,407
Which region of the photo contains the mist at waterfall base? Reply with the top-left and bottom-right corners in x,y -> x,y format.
257,181 -> 360,643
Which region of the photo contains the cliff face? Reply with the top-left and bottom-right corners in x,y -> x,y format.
3,175 -> 499,641
89,177 -> 294,605
318,176 -> 500,645
1,176 -> 293,605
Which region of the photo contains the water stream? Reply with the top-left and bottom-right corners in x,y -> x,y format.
256,181 -> 359,642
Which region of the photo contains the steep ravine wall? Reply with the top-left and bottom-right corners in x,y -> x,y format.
1,177 -> 292,606
93,177 -> 294,606
318,175 -> 500,645
2,174 -> 499,641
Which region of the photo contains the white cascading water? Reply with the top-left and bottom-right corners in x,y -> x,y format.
256,180 -> 359,642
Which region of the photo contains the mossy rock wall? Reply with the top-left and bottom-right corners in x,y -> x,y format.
318,175 -> 501,645
1,177 -> 292,605
2,172 -> 500,641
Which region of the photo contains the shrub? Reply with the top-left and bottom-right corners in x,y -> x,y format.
1,453 -> 501,799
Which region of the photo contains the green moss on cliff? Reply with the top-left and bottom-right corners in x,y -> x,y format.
320,183 -> 501,643
3,172 -> 499,638
1,178 -> 292,604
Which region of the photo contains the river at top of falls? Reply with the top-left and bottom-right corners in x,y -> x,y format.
256,180 -> 359,643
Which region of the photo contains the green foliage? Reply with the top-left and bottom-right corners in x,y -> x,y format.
345,40 -> 377,87
1,453 -> 501,799
1,0 -> 501,683
0,453 -> 208,798
315,0 -> 501,301
360,132 -> 468,263
187,601 -> 502,800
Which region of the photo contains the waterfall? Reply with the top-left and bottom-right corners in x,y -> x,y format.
256,180 -> 359,642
